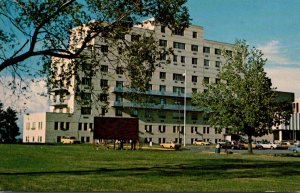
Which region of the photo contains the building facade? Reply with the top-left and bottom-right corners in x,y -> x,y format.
23,19 -> 290,144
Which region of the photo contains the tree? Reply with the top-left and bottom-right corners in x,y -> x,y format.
0,101 -> 20,143
192,40 -> 291,155
0,0 -> 190,95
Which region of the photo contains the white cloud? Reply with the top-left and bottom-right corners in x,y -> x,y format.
0,78 -> 49,135
257,40 -> 296,65
265,67 -> 300,100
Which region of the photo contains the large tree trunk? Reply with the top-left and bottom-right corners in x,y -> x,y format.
248,135 -> 253,155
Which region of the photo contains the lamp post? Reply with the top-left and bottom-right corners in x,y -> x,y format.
183,69 -> 186,147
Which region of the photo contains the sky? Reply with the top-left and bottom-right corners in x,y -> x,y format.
1,0 -> 300,134
187,0 -> 300,99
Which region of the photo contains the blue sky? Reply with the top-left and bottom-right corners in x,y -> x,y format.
187,0 -> 300,98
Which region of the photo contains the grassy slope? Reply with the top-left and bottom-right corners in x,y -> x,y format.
0,144 -> 300,192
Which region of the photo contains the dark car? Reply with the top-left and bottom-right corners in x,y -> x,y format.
218,141 -> 232,149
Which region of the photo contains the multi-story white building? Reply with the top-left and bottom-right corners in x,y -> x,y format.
23,19 -> 292,144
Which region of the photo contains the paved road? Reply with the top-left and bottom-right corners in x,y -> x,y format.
188,146 -> 292,154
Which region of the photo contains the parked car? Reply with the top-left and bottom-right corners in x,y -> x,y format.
280,141 -> 294,149
259,141 -> 281,149
218,141 -> 232,149
288,144 -> 300,153
194,140 -> 211,146
243,142 -> 259,149
231,141 -> 245,149
160,141 -> 181,149
61,136 -> 80,144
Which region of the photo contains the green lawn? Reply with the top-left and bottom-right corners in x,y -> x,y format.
1,143 -> 300,192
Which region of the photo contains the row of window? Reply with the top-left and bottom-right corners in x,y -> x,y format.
160,26 -> 198,38
144,137 -> 228,144
53,122 -> 93,131
25,122 -> 43,130
160,39 -> 224,55
24,136 -> 43,142
144,125 -> 213,134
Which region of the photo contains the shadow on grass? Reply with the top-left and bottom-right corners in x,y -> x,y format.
1,158 -> 300,180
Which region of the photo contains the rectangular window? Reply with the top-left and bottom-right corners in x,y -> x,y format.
84,123 -> 88,131
116,81 -> 123,88
60,122 -> 64,130
159,85 -> 166,92
204,77 -> 209,84
191,45 -> 198,52
215,48 -> 221,55
26,123 -> 30,130
203,127 -> 206,134
99,93 -> 108,101
192,76 -> 197,83
204,59 -> 210,67
100,79 -> 108,87
192,88 -> 197,93
173,73 -> 185,81
173,55 -> 178,62
159,72 -> 166,79
159,52 -> 166,60
130,109 -> 138,117
181,56 -> 185,63
173,126 -> 177,133
192,58 -> 198,65
81,92 -> 91,100
203,47 -> 210,53
173,86 -> 184,94
78,123 -> 82,131
101,45 -> 108,53
226,50 -> 233,56
100,65 -> 108,72
159,39 -> 167,47
66,122 -> 70,130
192,31 -> 197,38
116,94 -> 123,102
54,122 -> 58,130
216,78 -> 220,84
116,67 -> 123,74
131,34 -> 140,42
82,77 -> 91,86
81,107 -> 91,115
116,108 -> 122,116
38,122 -> 42,130
161,26 -> 166,33
32,122 -> 36,130
173,42 -> 185,50
173,28 -> 184,36
215,61 -> 221,68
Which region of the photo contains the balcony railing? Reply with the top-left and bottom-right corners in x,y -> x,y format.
113,87 -> 192,98
113,101 -> 205,112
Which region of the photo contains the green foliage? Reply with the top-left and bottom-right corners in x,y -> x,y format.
0,101 -> 20,143
192,40 -> 291,154
0,0 -> 190,106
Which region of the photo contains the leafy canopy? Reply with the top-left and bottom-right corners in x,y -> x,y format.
192,40 -> 286,143
0,0 -> 190,102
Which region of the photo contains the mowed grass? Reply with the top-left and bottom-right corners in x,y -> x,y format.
1,144 -> 300,192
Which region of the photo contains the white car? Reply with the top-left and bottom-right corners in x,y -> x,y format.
259,142 -> 281,149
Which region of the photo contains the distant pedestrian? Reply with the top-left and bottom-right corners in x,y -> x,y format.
215,143 -> 220,153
